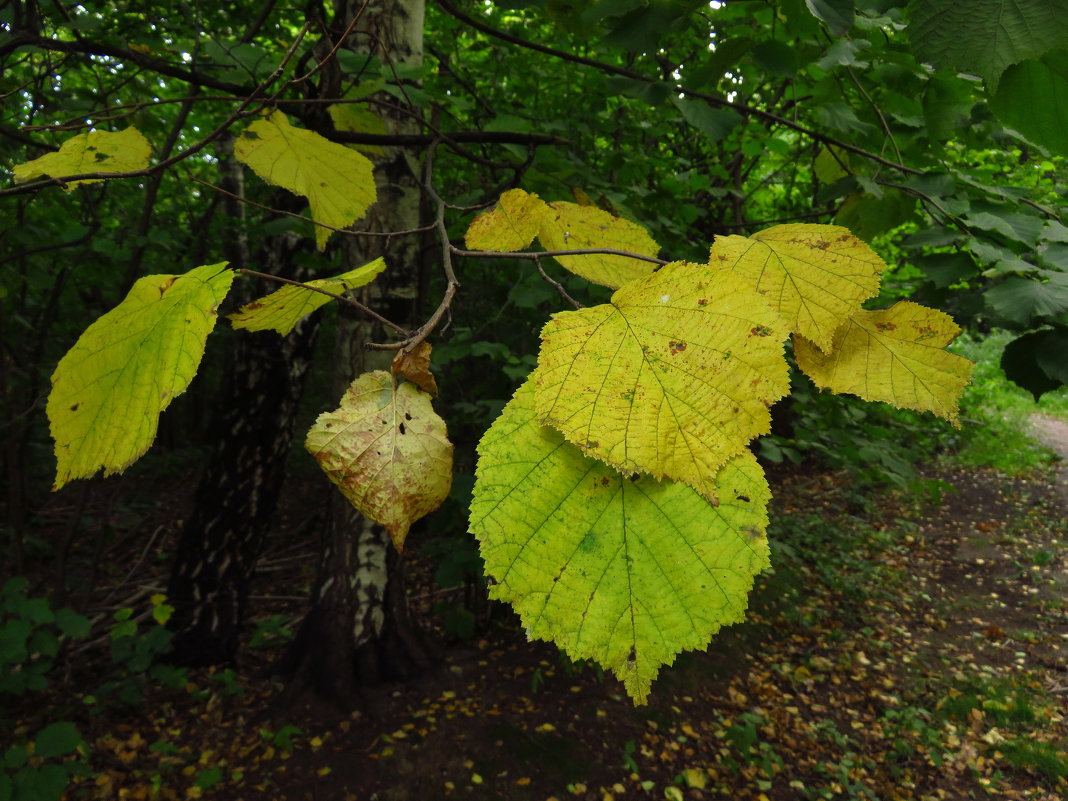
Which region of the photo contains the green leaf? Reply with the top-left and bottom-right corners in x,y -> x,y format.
835,190 -> 917,241
806,0 -> 854,35
906,0 -> 1068,85
34,722 -> 82,759
922,73 -> 974,144
234,111 -> 375,250
54,609 -> 91,640
984,273 -> 1068,325
305,371 -> 453,551
22,765 -> 69,801
535,262 -> 789,502
709,224 -> 886,353
229,258 -> 387,335
47,263 -> 234,490
1001,328 -> 1068,398
670,98 -> 742,145
916,252 -> 977,288
195,767 -> 223,790
990,50 -> 1068,157
794,301 -> 973,425
12,127 -> 151,189
470,379 -> 771,705
749,40 -> 799,77
966,238 -> 1037,276
536,202 -> 660,289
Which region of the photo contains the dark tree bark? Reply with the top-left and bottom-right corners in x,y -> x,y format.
165,140 -> 319,666
276,0 -> 440,707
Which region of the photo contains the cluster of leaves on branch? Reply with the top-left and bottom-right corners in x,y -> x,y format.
464,189 -> 972,702
18,104 -> 972,701
8,0 -> 1068,711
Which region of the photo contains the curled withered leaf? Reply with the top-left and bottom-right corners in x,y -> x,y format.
391,341 -> 439,396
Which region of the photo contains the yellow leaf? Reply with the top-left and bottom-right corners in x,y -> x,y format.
709,224 -> 885,353
465,188 -> 550,252
680,768 -> 707,788
13,127 -> 151,189
327,103 -> 387,156
794,301 -> 973,425
48,263 -> 233,490
305,371 -> 453,550
537,202 -> 660,288
234,111 -> 375,250
535,262 -> 789,502
229,258 -> 387,335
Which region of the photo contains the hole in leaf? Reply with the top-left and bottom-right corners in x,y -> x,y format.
398,423 -> 406,435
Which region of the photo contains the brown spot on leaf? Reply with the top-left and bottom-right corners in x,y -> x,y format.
69,403 -> 79,411
697,298 -> 708,306
749,325 -> 772,337
668,340 -> 687,355
875,322 -> 897,332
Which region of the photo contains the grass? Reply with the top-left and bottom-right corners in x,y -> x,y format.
948,329 -> 1068,473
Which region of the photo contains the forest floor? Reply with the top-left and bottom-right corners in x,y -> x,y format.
8,423 -> 1068,801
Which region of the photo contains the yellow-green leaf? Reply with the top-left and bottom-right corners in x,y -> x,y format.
48,263 -> 234,490
234,111 -> 375,250
794,301 -> 973,425
709,224 -> 886,353
465,188 -> 550,252
471,378 -> 771,704
305,371 -> 453,550
12,127 -> 151,190
229,258 -> 387,335
327,103 -> 388,156
535,262 -> 789,501
537,201 -> 660,288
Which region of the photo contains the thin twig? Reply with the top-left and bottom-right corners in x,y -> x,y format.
367,140 -> 460,351
535,256 -> 583,309
451,245 -> 669,265
189,176 -> 435,238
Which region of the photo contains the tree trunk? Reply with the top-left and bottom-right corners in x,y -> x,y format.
166,140 -> 319,666
276,0 -> 438,707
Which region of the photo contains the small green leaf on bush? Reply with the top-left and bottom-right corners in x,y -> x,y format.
3,745 -> 28,770
34,722 -> 82,759
54,609 -> 91,639
195,767 -> 223,790
23,764 -> 71,801
12,127 -> 151,189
